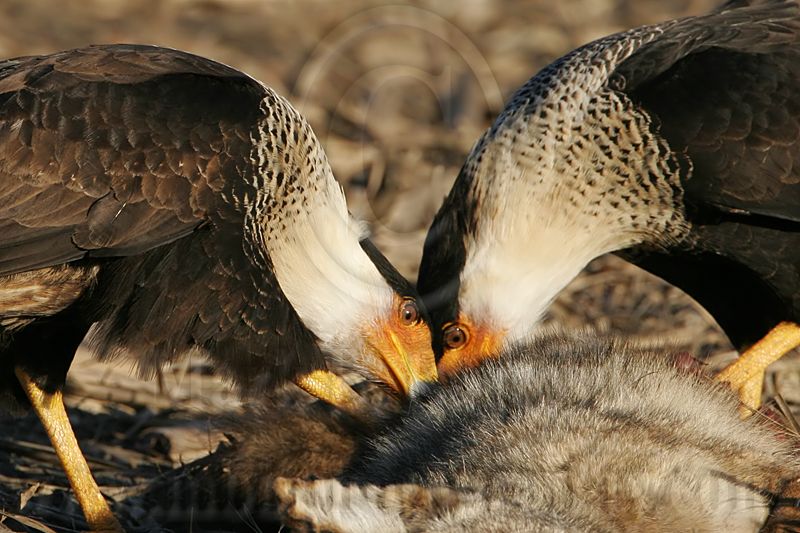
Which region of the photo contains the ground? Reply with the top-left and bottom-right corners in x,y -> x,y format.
0,0 -> 798,531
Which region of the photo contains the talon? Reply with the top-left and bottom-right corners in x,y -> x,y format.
295,369 -> 372,422
715,322 -> 800,418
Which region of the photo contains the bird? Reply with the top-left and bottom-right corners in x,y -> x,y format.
267,333 -> 797,532
417,0 -> 800,413
0,44 -> 438,531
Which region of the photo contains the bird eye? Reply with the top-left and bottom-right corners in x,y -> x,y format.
442,323 -> 468,350
400,299 -> 420,325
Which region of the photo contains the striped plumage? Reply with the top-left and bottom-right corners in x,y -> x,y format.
418,0 -> 800,372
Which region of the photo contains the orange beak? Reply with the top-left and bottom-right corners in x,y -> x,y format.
364,315 -> 438,398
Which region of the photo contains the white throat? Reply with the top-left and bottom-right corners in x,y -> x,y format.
459,161 -> 645,343
264,191 -> 392,357
460,226 -> 608,343
248,92 -> 393,361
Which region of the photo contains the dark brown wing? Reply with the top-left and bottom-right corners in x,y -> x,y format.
0,44 -> 264,274
0,45 -> 325,389
614,1 -> 800,222
87,225 -> 323,392
609,3 -> 800,344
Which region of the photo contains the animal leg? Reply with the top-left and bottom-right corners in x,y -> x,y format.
295,369 -> 372,421
15,367 -> 124,533
715,322 -> 800,418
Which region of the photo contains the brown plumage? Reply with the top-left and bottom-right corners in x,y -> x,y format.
0,43 -> 437,407
0,44 -> 437,531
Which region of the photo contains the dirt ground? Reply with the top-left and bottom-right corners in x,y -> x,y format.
0,0 -> 798,531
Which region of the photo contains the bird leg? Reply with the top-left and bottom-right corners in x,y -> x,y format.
14,367 -> 124,533
715,322 -> 800,418
295,369 -> 372,421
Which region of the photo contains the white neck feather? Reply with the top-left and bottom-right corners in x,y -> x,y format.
461,228 -> 604,343
248,92 -> 393,361
263,179 -> 392,358
460,165 -> 643,343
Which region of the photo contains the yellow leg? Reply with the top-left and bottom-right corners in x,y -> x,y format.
715,322 -> 800,418
15,368 -> 124,533
295,369 -> 371,420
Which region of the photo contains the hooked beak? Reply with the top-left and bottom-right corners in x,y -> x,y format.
364,321 -> 438,400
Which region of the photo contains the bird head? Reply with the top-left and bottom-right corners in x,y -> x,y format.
434,314 -> 506,376
416,161 -> 517,377
251,91 -> 438,399
417,132 -> 620,376
359,291 -> 438,398
418,181 -> 619,377
352,239 -> 438,398
418,256 -> 509,377
264,215 -> 438,399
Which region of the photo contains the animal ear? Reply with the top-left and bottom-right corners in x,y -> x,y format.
273,477 -> 476,532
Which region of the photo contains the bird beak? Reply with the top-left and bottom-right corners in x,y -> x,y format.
364,320 -> 438,399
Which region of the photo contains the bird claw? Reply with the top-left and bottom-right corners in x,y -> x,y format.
715,322 -> 800,418
294,369 -> 374,423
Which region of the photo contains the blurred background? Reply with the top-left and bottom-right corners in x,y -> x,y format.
1,0 -> 797,530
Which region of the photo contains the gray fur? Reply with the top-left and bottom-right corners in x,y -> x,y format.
277,333 -> 798,532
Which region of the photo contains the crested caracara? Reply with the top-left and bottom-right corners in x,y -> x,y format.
0,44 -> 437,531
419,0 -> 800,414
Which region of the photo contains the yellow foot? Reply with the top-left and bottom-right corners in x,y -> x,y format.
15,367 -> 125,533
715,322 -> 800,418
295,369 -> 372,421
